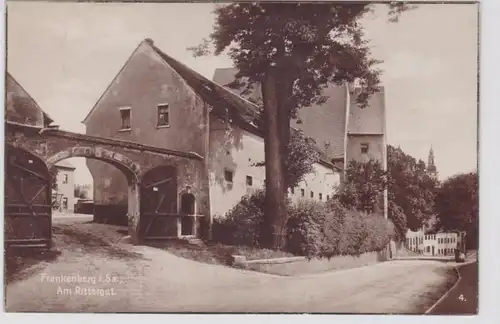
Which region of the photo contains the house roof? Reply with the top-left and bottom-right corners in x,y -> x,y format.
347,87 -> 385,135
213,68 -> 348,160
55,160 -> 76,170
213,67 -> 387,159
5,72 -> 54,127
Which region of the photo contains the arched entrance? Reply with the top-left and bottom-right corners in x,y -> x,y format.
5,145 -> 52,247
46,147 -> 142,244
140,165 -> 178,239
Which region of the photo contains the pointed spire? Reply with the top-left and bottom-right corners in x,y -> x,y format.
427,146 -> 437,175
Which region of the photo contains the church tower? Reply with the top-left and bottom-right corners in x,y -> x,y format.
427,146 -> 438,180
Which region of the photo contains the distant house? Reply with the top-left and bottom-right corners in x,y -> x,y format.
52,160 -> 76,213
405,228 -> 462,256
82,38 -> 342,232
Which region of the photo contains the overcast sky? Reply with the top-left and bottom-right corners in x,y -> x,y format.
6,2 -> 478,185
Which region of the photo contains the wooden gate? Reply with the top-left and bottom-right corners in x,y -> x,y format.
140,166 -> 178,239
4,145 -> 52,248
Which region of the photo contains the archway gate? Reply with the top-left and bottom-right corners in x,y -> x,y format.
5,123 -> 208,247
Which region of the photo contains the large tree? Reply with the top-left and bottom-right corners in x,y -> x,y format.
435,172 -> 478,248
387,145 -> 439,231
191,3 -> 413,249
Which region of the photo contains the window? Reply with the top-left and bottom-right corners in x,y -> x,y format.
63,174 -> 68,184
360,143 -> 369,154
319,193 -> 323,201
310,191 -> 314,198
120,107 -> 131,130
291,187 -> 295,195
224,170 -> 233,183
326,195 -> 330,201
301,189 -> 305,197
246,175 -> 253,186
62,197 -> 68,210
157,104 -> 169,127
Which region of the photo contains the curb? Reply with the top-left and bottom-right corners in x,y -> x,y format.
424,265 -> 462,314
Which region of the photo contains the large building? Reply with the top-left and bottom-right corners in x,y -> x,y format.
82,39 -> 344,230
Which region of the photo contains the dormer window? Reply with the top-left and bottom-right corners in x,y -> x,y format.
119,107 -> 131,130
361,143 -> 369,154
157,104 -> 169,127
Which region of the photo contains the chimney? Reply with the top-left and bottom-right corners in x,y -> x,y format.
144,38 -> 154,45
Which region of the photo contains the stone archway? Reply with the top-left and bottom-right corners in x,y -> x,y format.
46,146 -> 142,244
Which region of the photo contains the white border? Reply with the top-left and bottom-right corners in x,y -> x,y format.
1,0 -> 500,324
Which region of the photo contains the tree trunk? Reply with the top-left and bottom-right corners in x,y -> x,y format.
261,67 -> 288,250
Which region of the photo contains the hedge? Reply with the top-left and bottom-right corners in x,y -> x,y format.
212,190 -> 394,259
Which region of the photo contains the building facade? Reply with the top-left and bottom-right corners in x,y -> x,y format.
52,160 -> 76,213
83,39 -> 341,235
406,228 -> 459,256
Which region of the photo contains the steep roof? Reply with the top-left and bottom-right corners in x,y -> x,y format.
148,41 -> 260,130
5,72 -> 54,127
213,67 -> 387,159
347,87 -> 385,135
213,68 -> 348,160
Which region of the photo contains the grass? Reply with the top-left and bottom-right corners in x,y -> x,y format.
146,239 -> 294,266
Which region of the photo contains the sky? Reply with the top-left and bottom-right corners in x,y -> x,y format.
6,2 -> 478,185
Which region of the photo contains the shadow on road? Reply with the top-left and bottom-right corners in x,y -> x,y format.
4,248 -> 62,284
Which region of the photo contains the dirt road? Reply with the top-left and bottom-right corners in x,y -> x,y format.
5,220 -> 457,313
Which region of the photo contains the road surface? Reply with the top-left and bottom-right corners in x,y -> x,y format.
5,217 -> 460,313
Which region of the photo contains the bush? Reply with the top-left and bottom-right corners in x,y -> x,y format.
286,199 -> 327,258
212,189 -> 267,246
213,191 -> 394,259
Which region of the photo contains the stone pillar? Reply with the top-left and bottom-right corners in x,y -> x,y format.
127,181 -> 141,244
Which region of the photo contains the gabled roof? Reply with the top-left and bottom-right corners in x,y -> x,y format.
5,72 -> 54,127
147,40 -> 260,129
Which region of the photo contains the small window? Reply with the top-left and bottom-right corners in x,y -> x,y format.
319,193 -> 323,201
63,174 -> 68,184
301,189 -> 305,197
120,108 -> 131,130
326,195 -> 330,201
246,175 -> 253,186
310,191 -> 314,198
62,197 -> 68,210
224,170 -> 233,183
157,104 -> 169,127
361,143 -> 369,154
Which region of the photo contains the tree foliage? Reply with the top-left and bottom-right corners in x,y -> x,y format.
74,185 -> 90,199
255,129 -> 321,189
191,3 -> 413,249
335,159 -> 387,215
387,145 -> 439,231
49,166 -> 59,190
435,172 -> 478,248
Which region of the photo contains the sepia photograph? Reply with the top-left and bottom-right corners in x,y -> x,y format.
4,0 -> 479,314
